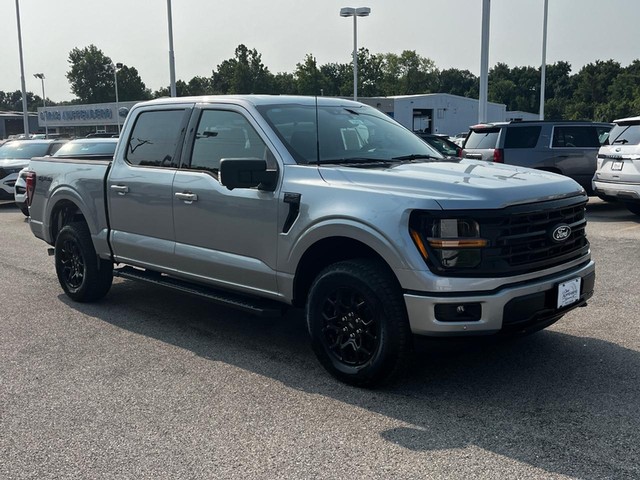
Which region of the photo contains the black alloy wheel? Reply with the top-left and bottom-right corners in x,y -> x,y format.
307,259 -> 412,387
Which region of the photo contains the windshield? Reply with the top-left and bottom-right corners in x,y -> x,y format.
256,103 -> 443,164
0,141 -> 51,159
54,141 -> 117,157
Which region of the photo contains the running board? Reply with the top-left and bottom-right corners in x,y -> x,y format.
113,266 -> 286,318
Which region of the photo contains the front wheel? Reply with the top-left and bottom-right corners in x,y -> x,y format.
306,259 -> 412,387
55,222 -> 113,302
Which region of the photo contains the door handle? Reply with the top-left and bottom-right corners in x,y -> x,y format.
175,192 -> 198,202
110,184 -> 129,195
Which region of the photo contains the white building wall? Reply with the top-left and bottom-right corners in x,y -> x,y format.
360,94 -> 506,136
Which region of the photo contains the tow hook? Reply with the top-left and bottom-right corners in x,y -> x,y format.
47,248 -> 55,256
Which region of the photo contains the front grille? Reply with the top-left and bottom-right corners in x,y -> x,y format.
484,197 -> 588,273
411,195 -> 590,277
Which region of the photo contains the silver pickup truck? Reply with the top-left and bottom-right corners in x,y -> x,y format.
26,95 -> 595,386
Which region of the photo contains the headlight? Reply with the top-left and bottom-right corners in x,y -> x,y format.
410,214 -> 488,270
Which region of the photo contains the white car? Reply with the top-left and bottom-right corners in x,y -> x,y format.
14,167 -> 29,216
0,139 -> 67,214
592,115 -> 640,215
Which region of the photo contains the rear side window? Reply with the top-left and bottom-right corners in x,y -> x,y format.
464,129 -> 500,149
552,126 -> 600,148
126,109 -> 187,167
504,126 -> 541,148
606,123 -> 640,146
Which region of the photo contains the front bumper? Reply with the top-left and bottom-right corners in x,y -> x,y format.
404,260 -> 595,336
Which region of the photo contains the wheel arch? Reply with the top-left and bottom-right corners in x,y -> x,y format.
289,222 -> 412,308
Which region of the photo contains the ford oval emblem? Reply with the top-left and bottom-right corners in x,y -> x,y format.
551,224 -> 572,242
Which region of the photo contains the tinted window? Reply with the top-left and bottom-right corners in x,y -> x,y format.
504,126 -> 541,148
606,123 -> 640,146
552,126 -> 600,148
464,129 -> 500,149
126,110 -> 186,167
189,110 -> 273,174
0,142 -> 53,159
54,141 -> 117,157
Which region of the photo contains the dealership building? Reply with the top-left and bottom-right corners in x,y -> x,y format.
359,93 -> 508,136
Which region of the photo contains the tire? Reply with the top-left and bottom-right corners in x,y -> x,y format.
624,202 -> 640,216
54,222 -> 113,302
18,202 -> 29,216
306,259 -> 412,387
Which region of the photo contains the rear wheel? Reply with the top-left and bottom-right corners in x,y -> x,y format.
306,259 -> 412,387
55,222 -> 113,302
624,202 -> 640,216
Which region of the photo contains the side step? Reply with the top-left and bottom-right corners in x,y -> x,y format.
113,266 -> 286,318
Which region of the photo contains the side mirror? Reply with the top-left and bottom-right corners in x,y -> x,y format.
219,158 -> 277,191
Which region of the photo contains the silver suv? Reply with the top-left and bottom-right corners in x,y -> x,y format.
593,115 -> 640,215
462,121 -> 612,194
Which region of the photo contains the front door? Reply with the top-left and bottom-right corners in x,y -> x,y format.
172,106 -> 280,297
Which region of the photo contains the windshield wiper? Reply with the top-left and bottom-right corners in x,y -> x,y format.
612,139 -> 629,144
314,157 -> 394,165
391,154 -> 441,161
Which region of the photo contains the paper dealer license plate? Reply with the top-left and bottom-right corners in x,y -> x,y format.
557,277 -> 581,309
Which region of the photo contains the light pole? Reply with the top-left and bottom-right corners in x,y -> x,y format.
340,6 -> 371,102
14,0 -> 29,136
478,0 -> 491,123
539,0 -> 549,120
109,63 -> 123,133
33,73 -> 47,138
167,0 -> 177,97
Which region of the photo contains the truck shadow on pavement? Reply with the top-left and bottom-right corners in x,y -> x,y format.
60,278 -> 639,480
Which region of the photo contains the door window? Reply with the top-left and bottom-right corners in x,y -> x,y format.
504,126 -> 541,148
189,110 -> 273,174
552,126 -> 600,148
125,109 -> 187,167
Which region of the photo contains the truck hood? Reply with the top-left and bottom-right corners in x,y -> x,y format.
318,159 -> 585,210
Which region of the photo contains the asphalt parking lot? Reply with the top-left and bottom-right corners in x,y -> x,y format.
1,198 -> 638,479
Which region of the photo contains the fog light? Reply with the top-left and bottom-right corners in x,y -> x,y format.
434,303 -> 482,322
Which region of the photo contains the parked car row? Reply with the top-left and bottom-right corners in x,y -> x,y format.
2,137 -> 118,216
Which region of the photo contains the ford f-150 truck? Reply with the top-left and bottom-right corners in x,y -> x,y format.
26,95 -> 595,386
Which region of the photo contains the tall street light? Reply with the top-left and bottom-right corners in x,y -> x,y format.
14,0 -> 29,135
33,73 -> 47,138
109,63 -> 123,133
340,6 -> 371,102
539,0 -> 549,120
478,0 -> 491,123
167,0 -> 177,97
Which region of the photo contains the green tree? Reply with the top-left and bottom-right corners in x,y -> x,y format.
294,54 -> 329,96
66,45 -> 116,103
381,51 -> 438,95
437,68 -> 478,98
211,44 -> 274,94
67,45 -> 150,103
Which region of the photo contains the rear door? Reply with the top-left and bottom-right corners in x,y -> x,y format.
550,125 -> 602,191
171,104 -> 281,296
107,105 -> 192,269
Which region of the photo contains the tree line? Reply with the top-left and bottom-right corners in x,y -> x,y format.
1,44 -> 639,122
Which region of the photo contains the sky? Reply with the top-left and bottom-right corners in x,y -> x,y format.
2,0 -> 639,103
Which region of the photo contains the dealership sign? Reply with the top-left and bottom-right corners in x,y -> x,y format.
37,101 -> 137,127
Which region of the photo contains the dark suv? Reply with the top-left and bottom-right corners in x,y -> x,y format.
461,121 -> 612,194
